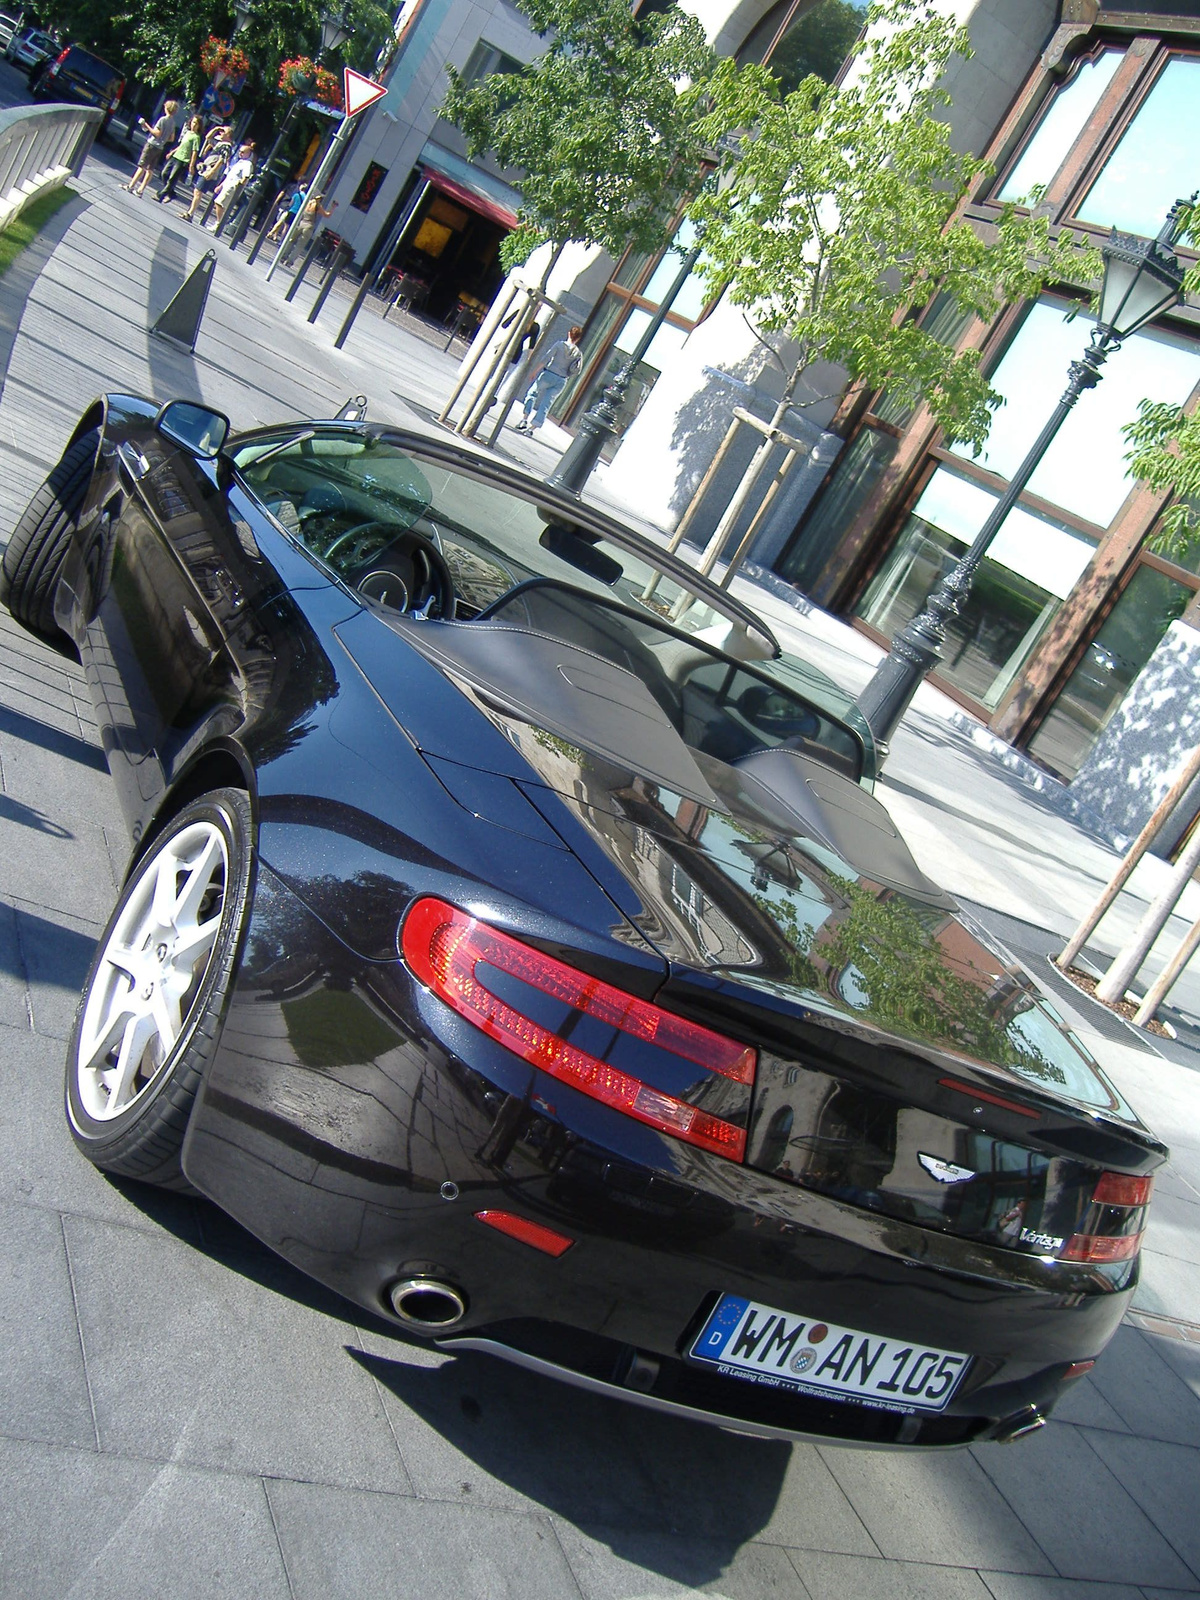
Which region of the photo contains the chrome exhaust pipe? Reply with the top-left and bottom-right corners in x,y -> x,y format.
389,1277 -> 468,1329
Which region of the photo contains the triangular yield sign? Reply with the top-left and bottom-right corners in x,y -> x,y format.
344,67 -> 387,116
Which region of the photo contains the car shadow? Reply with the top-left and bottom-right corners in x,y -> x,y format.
351,1342 -> 790,1570
108,1173 -> 789,1572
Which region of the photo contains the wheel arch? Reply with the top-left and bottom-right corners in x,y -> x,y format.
133,743 -> 257,877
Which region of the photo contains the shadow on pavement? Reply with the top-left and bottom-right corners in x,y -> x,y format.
351,1342 -> 788,1569
0,702 -> 107,770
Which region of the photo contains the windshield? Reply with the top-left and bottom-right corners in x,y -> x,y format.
66,49 -> 118,87
233,429 -> 777,650
233,428 -> 864,780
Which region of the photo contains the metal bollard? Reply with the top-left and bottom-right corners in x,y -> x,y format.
283,232 -> 325,302
307,240 -> 354,325
334,270 -> 374,350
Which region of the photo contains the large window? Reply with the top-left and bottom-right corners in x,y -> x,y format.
854,299 -> 1200,709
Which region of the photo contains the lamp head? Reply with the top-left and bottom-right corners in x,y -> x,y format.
319,0 -> 355,58
1097,197 -> 1190,341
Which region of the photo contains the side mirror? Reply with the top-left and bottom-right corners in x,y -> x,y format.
156,400 -> 230,460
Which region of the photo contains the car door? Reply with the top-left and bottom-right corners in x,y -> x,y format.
82,427 -> 280,822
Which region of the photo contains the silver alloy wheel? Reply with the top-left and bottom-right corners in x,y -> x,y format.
75,820 -> 228,1121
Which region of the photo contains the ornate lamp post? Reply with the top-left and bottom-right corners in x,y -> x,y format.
230,0 -> 356,255
855,198 -> 1193,754
547,138 -> 742,498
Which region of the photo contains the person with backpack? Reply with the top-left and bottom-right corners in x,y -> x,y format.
179,124 -> 232,222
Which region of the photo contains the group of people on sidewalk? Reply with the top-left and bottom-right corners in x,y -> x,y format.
119,98 -> 336,254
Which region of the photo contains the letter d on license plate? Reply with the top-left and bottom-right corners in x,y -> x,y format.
690,1294 -> 970,1413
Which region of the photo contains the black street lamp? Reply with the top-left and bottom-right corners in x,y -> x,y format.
547,236 -> 704,496
854,197 -> 1193,753
229,0 -> 355,255
547,138 -> 742,498
230,0 -> 257,35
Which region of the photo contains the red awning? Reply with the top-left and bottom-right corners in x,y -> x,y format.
421,168 -> 518,230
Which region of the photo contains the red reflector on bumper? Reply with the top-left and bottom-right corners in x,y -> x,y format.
402,897 -> 753,1160
475,1210 -> 575,1256
1063,1360 -> 1096,1381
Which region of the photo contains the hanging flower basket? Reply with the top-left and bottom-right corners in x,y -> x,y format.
279,56 -> 344,111
200,36 -> 251,83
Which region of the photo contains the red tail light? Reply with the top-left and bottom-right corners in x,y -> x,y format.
1059,1169 -> 1153,1265
1092,1172 -> 1153,1207
402,897 -> 755,1159
1060,1232 -> 1142,1264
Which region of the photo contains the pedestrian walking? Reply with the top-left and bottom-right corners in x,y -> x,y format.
282,192 -> 336,264
180,124 -> 232,222
209,141 -> 255,228
490,313 -> 542,411
267,182 -> 307,244
155,113 -> 203,204
514,326 -> 583,433
125,99 -> 180,196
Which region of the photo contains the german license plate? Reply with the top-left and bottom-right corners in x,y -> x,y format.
690,1294 -> 970,1413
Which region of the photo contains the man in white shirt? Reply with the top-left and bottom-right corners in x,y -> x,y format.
211,142 -> 255,227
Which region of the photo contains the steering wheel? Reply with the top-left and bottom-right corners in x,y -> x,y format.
353,529 -> 457,619
323,519 -> 395,569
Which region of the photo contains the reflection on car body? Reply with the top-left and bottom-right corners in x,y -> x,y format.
1,394 -> 1166,1453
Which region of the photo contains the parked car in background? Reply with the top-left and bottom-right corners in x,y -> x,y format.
7,25 -> 56,71
0,12 -> 21,50
29,43 -> 123,133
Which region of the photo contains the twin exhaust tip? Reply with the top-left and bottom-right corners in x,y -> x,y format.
389,1277 -> 468,1329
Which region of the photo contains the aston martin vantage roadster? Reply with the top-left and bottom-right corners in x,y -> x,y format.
1,394 -> 1165,1450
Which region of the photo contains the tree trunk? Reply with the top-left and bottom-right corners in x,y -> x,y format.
438,276 -> 522,425
1095,821 -> 1200,1004
1056,743 -> 1200,970
1133,913 -> 1200,1027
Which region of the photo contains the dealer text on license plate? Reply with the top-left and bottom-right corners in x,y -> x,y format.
690,1294 -> 970,1412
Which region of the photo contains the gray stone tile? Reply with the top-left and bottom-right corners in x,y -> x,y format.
974,1423 -> 1193,1588
1142,1326 -> 1200,1404
14,897 -> 100,1040
1135,1249 -> 1200,1326
1047,1373 -> 1129,1433
0,805 -> 118,922
979,1576 -> 1144,1600
1087,1324 -> 1200,1447
0,1436 -> 291,1599
0,1198 -> 95,1448
0,1020 -> 205,1236
620,1412 -> 876,1555
351,1329 -> 688,1532
266,1476 -> 579,1600
1143,1188 -> 1200,1269
817,1441 -> 1053,1574
1078,1429 -> 1200,1580
0,899 -> 33,1032
64,1211 -> 411,1491
554,1522 -> 804,1599
789,1551 -> 991,1599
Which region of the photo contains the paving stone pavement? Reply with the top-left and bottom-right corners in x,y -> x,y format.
1,98 -> 1199,1599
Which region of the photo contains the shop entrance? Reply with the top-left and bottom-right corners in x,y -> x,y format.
379,177 -> 512,331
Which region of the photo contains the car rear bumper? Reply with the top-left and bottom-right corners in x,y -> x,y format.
182,864 -> 1134,1448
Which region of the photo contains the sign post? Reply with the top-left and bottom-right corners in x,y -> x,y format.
264,67 -> 387,282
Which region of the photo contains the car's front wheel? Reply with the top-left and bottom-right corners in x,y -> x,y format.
66,788 -> 254,1188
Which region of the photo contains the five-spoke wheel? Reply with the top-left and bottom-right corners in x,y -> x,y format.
66,788 -> 254,1187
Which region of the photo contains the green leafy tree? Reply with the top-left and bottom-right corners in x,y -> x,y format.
45,0 -> 389,115
679,0 -> 1100,584
1123,213 -> 1200,557
444,0 -> 715,286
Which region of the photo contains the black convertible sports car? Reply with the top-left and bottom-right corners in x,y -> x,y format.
3,394 -> 1165,1449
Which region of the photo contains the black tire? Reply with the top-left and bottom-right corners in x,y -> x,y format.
66,788 -> 255,1188
1,428 -> 98,649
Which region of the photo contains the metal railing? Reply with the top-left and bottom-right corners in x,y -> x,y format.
0,103 -> 100,230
